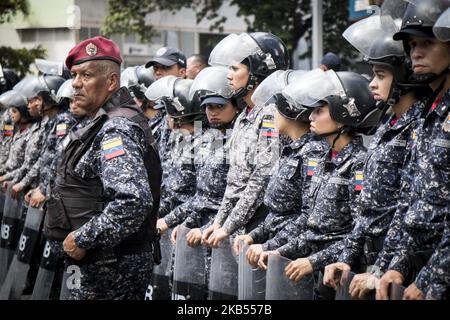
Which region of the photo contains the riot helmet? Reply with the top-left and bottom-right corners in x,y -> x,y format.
343,9 -> 414,111
20,74 -> 66,108
189,66 -> 238,129
209,32 -> 290,100
252,68 -> 318,122
121,65 -> 155,102
145,76 -> 204,124
282,70 -> 379,135
434,7 -> 450,41
35,59 -> 71,79
0,64 -> 20,95
0,90 -> 31,122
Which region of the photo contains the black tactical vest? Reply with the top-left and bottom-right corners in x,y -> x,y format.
43,88 -> 162,248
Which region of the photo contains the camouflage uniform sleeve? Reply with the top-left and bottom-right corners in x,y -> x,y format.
164,199 -> 193,229
308,241 -> 347,271
338,216 -> 366,266
221,135 -> 278,235
74,123 -> 152,249
416,227 -> 450,296
248,220 -> 269,244
262,211 -> 308,251
277,235 -> 310,259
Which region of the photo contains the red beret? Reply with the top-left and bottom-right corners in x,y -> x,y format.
65,36 -> 122,70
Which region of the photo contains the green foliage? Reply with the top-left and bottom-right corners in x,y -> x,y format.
0,46 -> 47,78
0,0 -> 28,24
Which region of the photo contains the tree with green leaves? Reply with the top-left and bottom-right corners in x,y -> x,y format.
102,0 -> 359,68
0,0 -> 46,77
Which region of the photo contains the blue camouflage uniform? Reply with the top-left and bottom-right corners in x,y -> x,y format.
2,116 -> 54,188
214,104 -> 280,235
248,133 -> 327,251
159,126 -> 202,221
339,101 -> 424,268
423,224 -> 450,300
277,136 -> 366,272
383,90 -> 450,291
45,89 -> 157,300
37,111 -> 77,197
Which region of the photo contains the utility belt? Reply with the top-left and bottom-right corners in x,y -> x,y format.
73,242 -> 153,266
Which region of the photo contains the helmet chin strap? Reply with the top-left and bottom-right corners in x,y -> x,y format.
316,126 -> 347,149
232,73 -> 259,108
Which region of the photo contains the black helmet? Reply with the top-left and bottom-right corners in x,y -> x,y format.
145,76 -> 203,119
343,10 -> 415,109
0,90 -> 31,121
284,70 -> 379,133
21,74 -> 66,107
121,65 -> 155,101
393,0 -> 450,85
393,0 -> 449,42
0,64 -> 20,95
189,66 -> 234,102
209,32 -> 290,99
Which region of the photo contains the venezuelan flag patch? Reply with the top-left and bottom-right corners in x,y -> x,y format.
102,137 -> 126,160
355,171 -> 364,191
307,159 -> 318,176
3,124 -> 13,136
261,120 -> 279,137
56,123 -> 67,136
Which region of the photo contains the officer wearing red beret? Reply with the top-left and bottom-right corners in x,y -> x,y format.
43,36 -> 162,300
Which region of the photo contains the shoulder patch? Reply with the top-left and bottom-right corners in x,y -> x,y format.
355,170 -> 364,191
307,158 -> 318,176
56,123 -> 68,136
260,118 -> 279,138
3,124 -> 13,136
102,136 -> 126,160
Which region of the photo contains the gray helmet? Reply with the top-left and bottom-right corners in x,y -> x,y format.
121,65 -> 155,101
0,90 -> 31,121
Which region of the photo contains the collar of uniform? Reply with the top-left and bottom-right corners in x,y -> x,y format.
103,87 -> 135,114
244,104 -> 264,122
330,135 -> 364,167
434,88 -> 450,118
290,132 -> 312,151
391,99 -> 424,130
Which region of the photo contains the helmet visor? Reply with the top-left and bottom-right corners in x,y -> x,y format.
434,7 -> 450,41
282,69 -> 344,107
56,79 -> 74,103
188,66 -> 233,100
251,69 -> 309,107
343,12 -> 403,59
35,59 -> 64,76
120,66 -> 139,88
208,33 -> 261,67
144,75 -> 177,101
0,90 -> 27,109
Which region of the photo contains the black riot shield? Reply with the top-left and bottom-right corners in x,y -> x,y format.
31,240 -> 59,300
208,238 -> 238,300
389,282 -> 406,300
59,260 -> 81,300
147,229 -> 173,300
0,205 -> 44,299
238,242 -> 266,300
0,190 -> 5,221
172,225 -> 207,300
0,188 -> 24,287
265,253 -> 314,300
